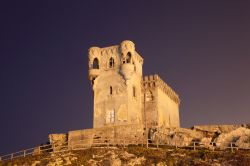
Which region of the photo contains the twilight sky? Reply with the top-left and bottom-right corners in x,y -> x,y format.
0,1 -> 250,154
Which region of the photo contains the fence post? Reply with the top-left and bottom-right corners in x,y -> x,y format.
38,146 -> 41,154
24,150 -> 26,157
230,142 -> 233,152
53,144 -> 56,153
146,139 -> 149,149
0,156 -> 1,161
11,153 -> 13,160
193,142 -> 196,150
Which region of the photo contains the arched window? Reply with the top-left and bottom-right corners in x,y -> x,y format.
93,58 -> 99,69
109,57 -> 115,68
126,52 -> 131,63
110,86 -> 113,95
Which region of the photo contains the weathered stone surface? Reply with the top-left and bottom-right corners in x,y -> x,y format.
148,125 -> 250,150
150,127 -> 204,146
68,124 -> 145,149
49,133 -> 68,151
192,124 -> 244,134
215,127 -> 250,149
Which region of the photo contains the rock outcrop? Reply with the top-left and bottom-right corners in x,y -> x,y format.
149,124 -> 250,150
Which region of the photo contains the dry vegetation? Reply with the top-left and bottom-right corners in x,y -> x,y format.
0,146 -> 249,166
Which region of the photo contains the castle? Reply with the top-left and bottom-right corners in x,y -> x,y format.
49,40 -> 181,148
2,40 -> 250,159
88,40 -> 180,129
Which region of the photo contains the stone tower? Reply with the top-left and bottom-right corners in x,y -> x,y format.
88,40 -> 144,128
49,40 -> 181,148
88,40 -> 180,129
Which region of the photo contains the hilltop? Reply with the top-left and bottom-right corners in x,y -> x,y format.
1,146 -> 250,166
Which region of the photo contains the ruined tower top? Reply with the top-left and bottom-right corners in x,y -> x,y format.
88,40 -> 143,85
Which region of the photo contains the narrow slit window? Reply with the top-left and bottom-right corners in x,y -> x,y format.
110,86 -> 113,95
133,86 -> 136,97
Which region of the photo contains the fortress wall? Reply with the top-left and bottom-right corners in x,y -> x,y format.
126,74 -> 143,125
142,74 -> 180,128
157,88 -> 180,127
93,71 -> 129,128
68,124 -> 145,149
143,86 -> 158,128
142,74 -> 180,105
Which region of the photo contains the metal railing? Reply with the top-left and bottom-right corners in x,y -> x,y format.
0,138 -> 249,162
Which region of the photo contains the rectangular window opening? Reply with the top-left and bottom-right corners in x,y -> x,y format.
133,87 -> 136,98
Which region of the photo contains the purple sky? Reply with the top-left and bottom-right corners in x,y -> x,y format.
0,1 -> 250,154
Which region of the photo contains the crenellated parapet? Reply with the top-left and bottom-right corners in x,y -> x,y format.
88,40 -> 144,83
142,74 -> 180,105
100,46 -> 119,58
88,46 -> 120,68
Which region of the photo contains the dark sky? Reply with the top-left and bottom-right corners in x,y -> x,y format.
1,1 -> 250,154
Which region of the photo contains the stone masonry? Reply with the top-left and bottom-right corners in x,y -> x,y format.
88,40 -> 180,129
49,40 -> 181,148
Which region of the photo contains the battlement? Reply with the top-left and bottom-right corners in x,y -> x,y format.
88,45 -> 119,58
142,74 -> 180,105
88,40 -> 143,64
100,46 -> 119,57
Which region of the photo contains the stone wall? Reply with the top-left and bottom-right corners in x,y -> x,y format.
157,88 -> 180,127
142,74 -> 180,128
68,124 -> 145,149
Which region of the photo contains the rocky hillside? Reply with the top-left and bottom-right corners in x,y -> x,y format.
1,146 -> 249,166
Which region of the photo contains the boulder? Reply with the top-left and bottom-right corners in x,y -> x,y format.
215,127 -> 250,150
49,133 -> 68,152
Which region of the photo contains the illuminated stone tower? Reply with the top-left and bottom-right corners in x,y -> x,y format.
88,40 -> 180,129
88,40 -> 144,128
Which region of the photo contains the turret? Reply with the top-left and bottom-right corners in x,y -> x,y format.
120,40 -> 136,80
88,47 -> 101,84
